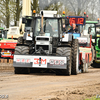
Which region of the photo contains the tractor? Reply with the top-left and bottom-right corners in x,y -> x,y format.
0,27 -> 17,59
84,20 -> 98,45
83,20 -> 99,67
0,27 -> 7,58
92,24 -> 100,67
13,11 -> 88,75
64,16 -> 93,70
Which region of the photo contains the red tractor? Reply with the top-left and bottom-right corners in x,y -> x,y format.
0,39 -> 17,59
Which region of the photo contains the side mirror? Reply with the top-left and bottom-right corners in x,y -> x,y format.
22,17 -> 26,23
65,19 -> 69,25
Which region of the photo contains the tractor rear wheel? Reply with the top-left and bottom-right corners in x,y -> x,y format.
71,39 -> 79,75
24,40 -> 31,45
56,47 -> 71,76
14,46 -> 30,74
24,40 -> 34,54
17,37 -> 23,44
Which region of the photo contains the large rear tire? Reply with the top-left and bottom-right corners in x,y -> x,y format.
56,47 -> 71,76
71,39 -> 79,75
24,40 -> 31,45
14,46 -> 30,74
17,37 -> 23,44
24,40 -> 34,54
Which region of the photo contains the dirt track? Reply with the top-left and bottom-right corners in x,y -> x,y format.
0,68 -> 100,100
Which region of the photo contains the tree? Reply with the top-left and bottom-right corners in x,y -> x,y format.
44,2 -> 63,13
39,0 -> 49,10
0,0 -> 22,27
31,0 -> 39,15
86,0 -> 99,21
66,0 -> 90,16
14,0 -> 22,25
0,0 -> 10,28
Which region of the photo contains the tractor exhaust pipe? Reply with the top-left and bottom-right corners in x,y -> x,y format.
39,11 -> 45,36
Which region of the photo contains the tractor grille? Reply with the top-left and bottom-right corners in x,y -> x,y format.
37,37 -> 49,41
36,45 -> 49,50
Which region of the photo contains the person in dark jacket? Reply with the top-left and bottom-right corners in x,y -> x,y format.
68,23 -> 78,33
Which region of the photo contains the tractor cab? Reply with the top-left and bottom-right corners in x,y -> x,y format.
33,16 -> 64,54
24,16 -> 34,32
34,18 -> 59,37
84,21 -> 98,44
0,28 -> 7,39
65,16 -> 85,38
21,11 -> 71,54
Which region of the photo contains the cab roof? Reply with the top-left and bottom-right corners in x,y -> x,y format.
0,27 -> 4,30
86,21 -> 98,24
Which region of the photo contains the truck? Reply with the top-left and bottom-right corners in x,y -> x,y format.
13,11 -> 92,75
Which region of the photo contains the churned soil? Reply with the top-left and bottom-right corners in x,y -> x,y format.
0,65 -> 100,100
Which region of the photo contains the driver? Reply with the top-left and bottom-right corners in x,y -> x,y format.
44,20 -> 53,33
68,23 -> 78,33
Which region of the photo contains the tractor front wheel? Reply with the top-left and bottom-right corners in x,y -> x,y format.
14,46 -> 30,74
56,47 -> 71,76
